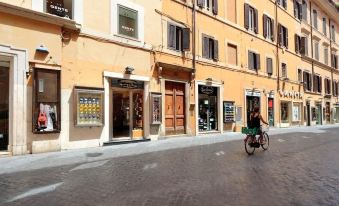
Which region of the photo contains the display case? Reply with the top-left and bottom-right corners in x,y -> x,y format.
74,86 -> 104,127
150,92 -> 162,125
223,101 -> 235,123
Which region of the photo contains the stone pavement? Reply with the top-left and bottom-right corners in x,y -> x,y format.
0,125 -> 338,175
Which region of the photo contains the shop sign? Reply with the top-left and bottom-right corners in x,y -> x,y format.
48,1 -> 69,17
245,90 -> 261,97
278,90 -> 303,99
111,79 -> 144,89
200,86 -> 215,95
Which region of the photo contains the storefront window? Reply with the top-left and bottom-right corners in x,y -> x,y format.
268,98 -> 274,126
33,69 -> 61,133
118,5 -> 138,38
198,85 -> 218,132
45,0 -> 73,19
133,92 -> 143,130
281,102 -> 290,123
325,102 -> 331,122
335,107 -> 339,123
292,103 -> 301,121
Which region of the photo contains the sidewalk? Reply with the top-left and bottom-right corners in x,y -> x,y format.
0,125 -> 338,175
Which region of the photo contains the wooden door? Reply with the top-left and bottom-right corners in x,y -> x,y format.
165,82 -> 185,135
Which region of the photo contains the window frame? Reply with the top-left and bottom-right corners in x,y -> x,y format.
266,57 -> 273,76
281,62 -> 287,79
312,9 -> 318,30
32,68 -> 61,134
278,24 -> 288,48
248,50 -> 260,71
111,0 -> 145,42
202,34 -> 218,61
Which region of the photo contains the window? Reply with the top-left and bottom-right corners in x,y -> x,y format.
197,0 -> 218,15
313,10 -> 318,29
331,53 -> 338,69
323,18 -> 327,36
297,69 -> 302,83
314,41 -> 319,61
278,24 -> 288,48
296,35 -> 308,55
118,5 -> 138,39
167,23 -> 190,51
244,4 -> 258,33
263,15 -> 274,41
324,47 -> 329,65
325,78 -> 331,95
277,0 -> 287,9
33,69 -> 61,133
202,35 -> 218,61
266,57 -> 273,75
292,103 -> 301,121
313,75 -> 322,93
248,51 -> 260,70
281,102 -> 290,123
227,43 -> 237,66
303,71 -> 312,91
227,0 -> 236,23
281,63 -> 287,79
301,0 -> 307,22
294,0 -> 302,20
331,25 -> 336,42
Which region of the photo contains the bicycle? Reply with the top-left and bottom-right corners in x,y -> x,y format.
242,125 -> 270,155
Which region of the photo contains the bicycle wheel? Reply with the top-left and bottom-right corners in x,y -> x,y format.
245,135 -> 255,155
261,132 -> 269,150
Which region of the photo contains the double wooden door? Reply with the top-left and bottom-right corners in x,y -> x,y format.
165,82 -> 185,135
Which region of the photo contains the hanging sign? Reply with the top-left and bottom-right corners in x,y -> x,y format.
199,86 -> 216,95
111,79 -> 144,89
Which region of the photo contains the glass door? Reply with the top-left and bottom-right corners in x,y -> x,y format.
0,66 -> 9,151
113,90 -> 130,138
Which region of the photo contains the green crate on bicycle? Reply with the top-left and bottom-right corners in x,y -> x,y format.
241,127 -> 259,135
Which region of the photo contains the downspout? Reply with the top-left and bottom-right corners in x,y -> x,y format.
192,1 -> 196,77
310,1 -> 314,93
329,18 -> 335,123
275,0 -> 281,127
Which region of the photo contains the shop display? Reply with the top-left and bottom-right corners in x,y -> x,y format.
75,87 -> 104,126
236,106 -> 243,122
150,93 -> 162,125
223,101 -> 235,123
198,85 -> 218,131
292,103 -> 300,121
133,93 -> 143,129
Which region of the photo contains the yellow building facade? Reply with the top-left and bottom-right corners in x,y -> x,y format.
0,0 -> 338,156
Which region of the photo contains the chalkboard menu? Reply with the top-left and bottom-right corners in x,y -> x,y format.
223,101 -> 235,123
74,86 -> 104,127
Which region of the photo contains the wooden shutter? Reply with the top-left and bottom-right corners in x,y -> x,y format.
248,51 -> 253,69
212,0 -> 218,15
295,34 -> 300,53
182,28 -> 190,51
244,4 -> 249,30
168,23 -> 176,49
285,27 -> 289,48
263,15 -> 267,38
300,37 -> 306,55
202,36 -> 209,58
302,1 -> 307,21
271,18 -> 275,41
303,72 -> 307,89
313,75 -> 317,92
278,24 -> 282,46
197,0 -> 204,7
266,58 -> 273,75
293,0 -> 297,17
213,39 -> 219,61
283,0 -> 287,9
254,8 -> 258,34
256,53 -> 260,70
319,76 -> 322,93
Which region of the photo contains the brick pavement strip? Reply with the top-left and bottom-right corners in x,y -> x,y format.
0,125 -> 338,205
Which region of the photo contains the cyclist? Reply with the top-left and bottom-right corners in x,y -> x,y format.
249,106 -> 269,144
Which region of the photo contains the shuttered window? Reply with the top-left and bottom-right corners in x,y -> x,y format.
244,4 -> 258,33
197,0 -> 218,15
296,35 -> 307,56
248,51 -> 260,71
313,10 -> 318,30
331,54 -> 338,69
303,71 -> 312,91
323,18 -> 327,36
331,25 -> 336,42
325,78 -> 331,95
293,0 -> 302,20
281,63 -> 287,78
277,0 -> 287,9
301,0 -> 307,22
167,23 -> 190,51
263,15 -> 274,41
227,43 -> 237,66
333,81 -> 338,97
324,47 -> 329,65
278,24 -> 288,48
202,35 -> 218,61
266,57 -> 273,75
314,41 -> 319,61
297,69 -> 302,83
226,0 -> 236,23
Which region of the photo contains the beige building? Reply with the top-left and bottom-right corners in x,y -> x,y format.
0,0 -> 338,156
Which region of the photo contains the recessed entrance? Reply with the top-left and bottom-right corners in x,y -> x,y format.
0,64 -> 9,151
112,89 -> 144,139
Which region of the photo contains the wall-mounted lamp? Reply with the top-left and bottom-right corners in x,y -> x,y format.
125,66 -> 134,75
206,77 -> 213,82
36,45 -> 49,53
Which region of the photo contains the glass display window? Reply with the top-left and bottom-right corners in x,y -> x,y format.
33,69 -> 61,133
280,101 -> 290,123
74,86 -> 104,127
198,85 -> 218,132
150,93 -> 162,125
118,5 -> 138,38
223,101 -> 235,123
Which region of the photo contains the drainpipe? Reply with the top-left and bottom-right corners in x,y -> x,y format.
329,18 -> 335,123
274,0 -> 281,127
310,1 -> 314,93
192,1 -> 196,78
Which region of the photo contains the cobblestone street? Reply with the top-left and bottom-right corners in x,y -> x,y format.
0,126 -> 339,206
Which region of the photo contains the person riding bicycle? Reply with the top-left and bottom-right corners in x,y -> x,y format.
249,106 -> 269,144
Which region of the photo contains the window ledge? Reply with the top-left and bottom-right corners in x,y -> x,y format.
0,2 -> 80,30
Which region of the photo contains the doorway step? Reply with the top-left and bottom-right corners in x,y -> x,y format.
103,138 -> 150,146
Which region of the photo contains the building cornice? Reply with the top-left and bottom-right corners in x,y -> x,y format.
0,2 -> 80,31
313,0 -> 339,24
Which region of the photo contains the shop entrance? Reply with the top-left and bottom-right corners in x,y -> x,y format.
198,85 -> 218,132
267,98 -> 274,126
315,103 -> 322,125
246,95 -> 260,127
306,102 -> 311,126
0,65 -> 9,151
335,106 -> 339,123
165,82 -> 186,135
